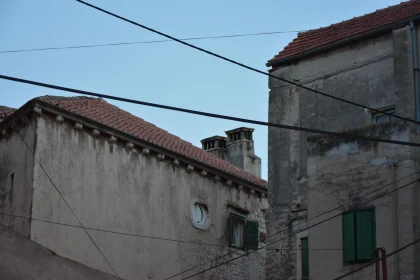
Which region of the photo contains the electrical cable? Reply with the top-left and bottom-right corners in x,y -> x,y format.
167,178 -> 420,279
355,252 -> 414,280
12,124 -> 121,279
0,30 -> 305,54
163,171 -> 420,279
76,0 -> 420,126
1,74 -> 419,147
333,237 -> 420,280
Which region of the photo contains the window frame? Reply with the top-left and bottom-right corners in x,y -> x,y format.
228,213 -> 259,250
229,213 -> 246,249
371,106 -> 396,124
342,209 -> 376,264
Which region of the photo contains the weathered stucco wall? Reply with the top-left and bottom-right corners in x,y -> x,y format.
0,224 -> 117,280
30,114 -> 268,280
307,123 -> 419,280
0,119 -> 36,237
267,25 -> 417,280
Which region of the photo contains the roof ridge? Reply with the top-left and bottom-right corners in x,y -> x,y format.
268,0 -> 420,64
32,95 -> 265,187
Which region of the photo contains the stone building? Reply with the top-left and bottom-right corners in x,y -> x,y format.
266,1 -> 420,280
0,96 -> 268,280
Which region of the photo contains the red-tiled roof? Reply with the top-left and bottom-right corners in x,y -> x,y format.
0,105 -> 16,119
35,96 -> 267,188
268,0 -> 420,65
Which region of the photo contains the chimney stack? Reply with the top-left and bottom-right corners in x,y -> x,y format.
201,127 -> 261,178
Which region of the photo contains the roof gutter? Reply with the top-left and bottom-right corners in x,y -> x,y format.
13,99 -> 267,193
267,15 -> 420,68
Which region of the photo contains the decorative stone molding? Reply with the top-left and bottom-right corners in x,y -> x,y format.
157,154 -> 165,160
186,165 -> 194,172
125,142 -> 134,150
200,170 -> 207,176
226,180 -> 232,186
109,135 -> 117,144
92,129 -> 100,137
142,148 -> 150,155
33,106 -> 42,116
238,185 -> 244,190
55,115 -> 64,123
132,148 -> 138,154
173,159 -> 180,165
214,175 -> 221,181
249,189 -> 255,195
74,122 -> 83,130
261,193 -> 267,198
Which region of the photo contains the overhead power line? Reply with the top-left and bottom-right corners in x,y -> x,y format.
333,237 -> 420,280
171,170 -> 420,278
355,252 -> 414,280
166,178 -> 420,279
0,30 -> 304,54
76,0 -> 420,126
0,212 -> 353,251
12,125 -> 121,279
164,172 -> 420,279
176,178 -> 420,280
1,74 -> 419,148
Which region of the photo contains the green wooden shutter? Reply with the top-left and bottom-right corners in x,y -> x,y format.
228,213 -> 234,246
246,221 -> 259,250
342,212 -> 356,262
301,238 -> 309,279
356,210 -> 376,260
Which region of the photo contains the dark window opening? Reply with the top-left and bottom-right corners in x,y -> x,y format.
372,106 -> 396,124
228,213 -> 259,250
301,237 -> 309,280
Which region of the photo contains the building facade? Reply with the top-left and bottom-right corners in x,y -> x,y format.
0,96 -> 268,280
266,1 -> 420,280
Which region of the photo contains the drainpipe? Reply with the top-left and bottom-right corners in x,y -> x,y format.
409,21 -> 420,121
392,164 -> 400,280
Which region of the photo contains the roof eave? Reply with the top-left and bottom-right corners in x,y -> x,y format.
7,99 -> 267,192
266,14 -> 420,68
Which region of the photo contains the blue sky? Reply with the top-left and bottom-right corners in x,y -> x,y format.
0,0 -> 401,179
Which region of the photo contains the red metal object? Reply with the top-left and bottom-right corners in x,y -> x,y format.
380,248 -> 388,280
375,248 -> 388,280
376,249 -> 380,280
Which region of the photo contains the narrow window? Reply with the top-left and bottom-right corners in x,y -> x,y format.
342,209 -> 376,263
229,213 -> 245,249
228,213 -> 259,250
301,238 -> 309,280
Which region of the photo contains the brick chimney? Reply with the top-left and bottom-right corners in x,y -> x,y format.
201,127 -> 261,178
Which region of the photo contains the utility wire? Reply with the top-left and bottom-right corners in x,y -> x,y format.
76,0 -> 420,126
1,74 -> 419,148
167,178 -> 420,280
0,30 -> 304,54
0,212 -> 350,251
164,171 -> 420,279
12,125 -> 121,279
333,237 -> 420,280
355,252 -> 414,280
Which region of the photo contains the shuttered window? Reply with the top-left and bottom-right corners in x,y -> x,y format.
342,210 -> 376,263
301,238 -> 309,279
228,213 -> 259,250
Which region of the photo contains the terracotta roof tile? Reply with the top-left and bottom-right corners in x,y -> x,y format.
268,0 -> 420,64
0,105 -> 16,120
35,96 -> 267,188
